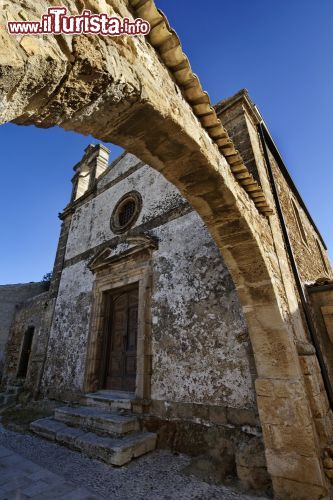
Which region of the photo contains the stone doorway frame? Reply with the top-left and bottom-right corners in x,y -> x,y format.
83,236 -> 156,400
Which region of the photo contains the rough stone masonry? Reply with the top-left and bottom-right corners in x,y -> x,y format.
1,1 -> 333,498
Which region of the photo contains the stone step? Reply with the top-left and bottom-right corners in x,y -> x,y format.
83,390 -> 135,411
30,417 -> 157,466
54,405 -> 139,436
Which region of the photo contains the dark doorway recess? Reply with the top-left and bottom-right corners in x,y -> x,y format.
17,326 -> 35,378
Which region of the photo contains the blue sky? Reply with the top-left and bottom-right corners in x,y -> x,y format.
0,0 -> 332,284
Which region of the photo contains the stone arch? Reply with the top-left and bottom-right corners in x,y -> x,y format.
0,1 -> 330,496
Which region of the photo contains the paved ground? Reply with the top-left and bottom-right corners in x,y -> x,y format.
0,445 -> 100,499
0,424 -> 268,499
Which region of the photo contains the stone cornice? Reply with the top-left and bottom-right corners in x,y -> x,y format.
215,88 -> 262,127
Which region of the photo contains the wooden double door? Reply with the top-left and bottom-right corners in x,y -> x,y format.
102,286 -> 138,392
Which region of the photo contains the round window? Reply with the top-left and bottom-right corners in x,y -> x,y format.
110,191 -> 142,234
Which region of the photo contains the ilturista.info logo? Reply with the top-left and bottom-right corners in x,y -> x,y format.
7,7 -> 151,36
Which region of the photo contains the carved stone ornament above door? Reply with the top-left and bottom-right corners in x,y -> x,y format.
88,235 -> 158,273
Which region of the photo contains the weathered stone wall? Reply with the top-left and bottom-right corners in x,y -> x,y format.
39,151 -> 265,489
1,289 -> 49,391
217,92 -> 333,495
216,92 -> 261,185
41,152 -> 257,412
41,260 -> 93,397
65,156 -> 184,261
269,154 -> 333,282
0,282 -> 48,380
150,212 -> 256,408
0,0 -> 330,491
217,94 -> 309,348
217,90 -> 332,286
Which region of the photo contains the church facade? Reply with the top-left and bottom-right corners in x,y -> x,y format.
1,90 -> 333,492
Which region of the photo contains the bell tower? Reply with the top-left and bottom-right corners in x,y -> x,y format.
71,144 -> 110,201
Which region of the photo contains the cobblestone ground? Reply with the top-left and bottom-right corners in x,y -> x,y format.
0,425 -> 269,499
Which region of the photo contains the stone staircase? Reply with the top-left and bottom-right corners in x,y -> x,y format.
30,391 -> 157,466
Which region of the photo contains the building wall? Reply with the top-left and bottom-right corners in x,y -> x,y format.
0,282 -> 48,380
41,260 -> 93,395
217,90 -> 332,286
41,153 -> 257,411
65,157 -> 184,261
218,93 -> 333,474
2,290 -> 49,390
150,212 -> 256,408
269,152 -> 333,283
216,93 -> 261,185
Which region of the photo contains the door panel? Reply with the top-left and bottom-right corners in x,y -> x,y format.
103,287 -> 138,392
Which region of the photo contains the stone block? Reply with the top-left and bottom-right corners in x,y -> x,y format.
272,477 -> 328,500
294,398 -> 313,426
54,406 -> 139,436
266,422 -> 317,457
266,449 -> 326,486
227,407 -> 259,427
315,415 -> 333,444
304,373 -> 325,398
150,400 -> 167,418
273,379 -> 304,399
208,405 -> 227,425
30,418 -> 67,441
74,430 -> 156,466
308,391 -> 329,419
299,355 -> 321,376
56,426 -> 87,448
131,402 -> 144,414
255,378 -> 274,397
171,402 -> 194,420
244,316 -> 299,380
192,403 -> 209,421
257,395 -> 296,425
228,241 -> 270,285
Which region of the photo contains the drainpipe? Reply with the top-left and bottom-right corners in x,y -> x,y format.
257,122 -> 333,409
